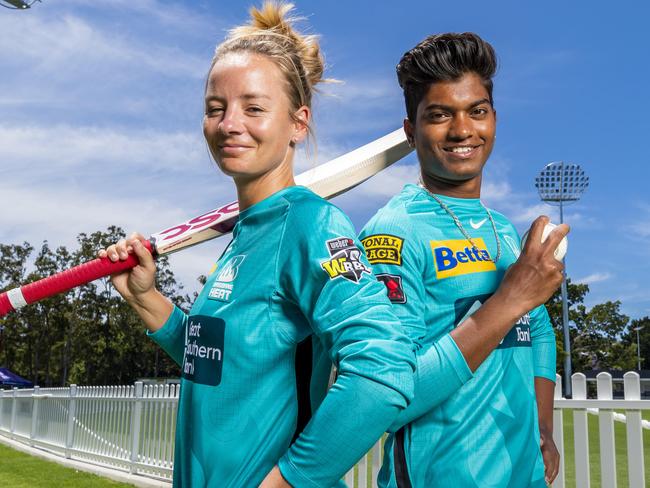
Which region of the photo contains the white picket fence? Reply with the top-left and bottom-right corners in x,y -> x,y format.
0,382 -> 178,481
0,372 -> 648,487
552,371 -> 649,488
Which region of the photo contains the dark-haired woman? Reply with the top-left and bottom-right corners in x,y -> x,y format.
100,3 -> 415,487
360,33 -> 567,487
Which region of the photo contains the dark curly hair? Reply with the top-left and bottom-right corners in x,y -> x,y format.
396,32 -> 497,122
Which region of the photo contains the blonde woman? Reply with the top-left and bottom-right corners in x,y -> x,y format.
100,3 -> 415,487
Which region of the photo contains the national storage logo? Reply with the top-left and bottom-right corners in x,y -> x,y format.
361,234 -> 403,266
430,238 -> 496,279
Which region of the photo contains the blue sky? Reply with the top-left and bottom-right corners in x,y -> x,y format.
1,0 -> 648,319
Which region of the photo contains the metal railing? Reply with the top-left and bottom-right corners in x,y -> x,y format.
1,371 -> 648,487
0,382 -> 178,481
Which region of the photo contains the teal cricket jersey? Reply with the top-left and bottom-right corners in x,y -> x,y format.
359,184 -> 556,488
148,185 -> 416,487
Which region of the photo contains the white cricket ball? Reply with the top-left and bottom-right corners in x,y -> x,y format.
521,222 -> 568,261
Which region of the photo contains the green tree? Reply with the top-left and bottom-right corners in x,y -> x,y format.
545,280 -> 637,375
0,227 -> 185,386
622,316 -> 650,370
0,242 -> 34,376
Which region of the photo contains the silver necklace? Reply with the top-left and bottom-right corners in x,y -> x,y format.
419,182 -> 501,263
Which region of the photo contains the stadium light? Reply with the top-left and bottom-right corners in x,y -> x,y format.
0,0 -> 38,9
634,325 -> 644,371
535,162 -> 589,398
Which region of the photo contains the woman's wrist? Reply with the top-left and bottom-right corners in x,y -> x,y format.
126,287 -> 163,312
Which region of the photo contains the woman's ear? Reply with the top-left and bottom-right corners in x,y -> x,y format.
292,105 -> 311,144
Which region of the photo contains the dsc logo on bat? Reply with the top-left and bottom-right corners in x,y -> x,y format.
430,238 -> 496,279
155,202 -> 240,242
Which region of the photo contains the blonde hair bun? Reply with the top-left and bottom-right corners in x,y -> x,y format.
218,2 -> 326,98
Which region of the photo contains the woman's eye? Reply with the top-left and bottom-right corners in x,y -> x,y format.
206,107 -> 223,116
247,106 -> 264,113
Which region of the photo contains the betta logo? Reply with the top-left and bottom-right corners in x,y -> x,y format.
321,237 -> 371,284
430,238 -> 496,279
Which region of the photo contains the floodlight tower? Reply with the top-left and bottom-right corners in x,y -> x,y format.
535,162 -> 588,397
634,325 -> 644,371
0,0 -> 39,9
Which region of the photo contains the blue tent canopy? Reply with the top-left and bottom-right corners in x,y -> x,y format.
0,367 -> 33,388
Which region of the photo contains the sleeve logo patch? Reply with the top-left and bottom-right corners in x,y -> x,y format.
376,273 -> 406,304
321,237 -> 371,284
360,234 -> 404,266
431,239 -> 496,279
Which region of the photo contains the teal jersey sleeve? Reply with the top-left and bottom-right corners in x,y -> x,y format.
276,199 -> 416,488
529,304 -> 557,381
359,204 -> 473,431
146,305 -> 187,367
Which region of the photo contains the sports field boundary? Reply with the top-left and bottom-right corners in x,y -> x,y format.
0,434 -> 170,487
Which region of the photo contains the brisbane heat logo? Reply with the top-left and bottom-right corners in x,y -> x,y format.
208,255 -> 245,302
430,238 -> 496,279
321,237 -> 371,284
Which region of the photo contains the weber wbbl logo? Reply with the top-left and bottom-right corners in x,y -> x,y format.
321,237 -> 371,284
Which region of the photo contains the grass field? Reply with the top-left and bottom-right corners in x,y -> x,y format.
560,409 -> 650,487
0,442 -> 133,488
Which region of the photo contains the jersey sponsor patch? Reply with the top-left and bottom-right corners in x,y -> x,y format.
430,238 -> 496,279
321,237 -> 371,283
182,315 -> 225,386
208,255 -> 245,302
376,273 -> 406,303
361,234 -> 404,266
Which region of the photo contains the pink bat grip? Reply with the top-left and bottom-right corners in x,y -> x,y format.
0,240 -> 153,317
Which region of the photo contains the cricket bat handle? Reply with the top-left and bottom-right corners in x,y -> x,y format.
0,240 -> 154,318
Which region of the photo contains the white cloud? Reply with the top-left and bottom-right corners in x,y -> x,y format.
0,176 -> 233,295
576,272 -> 613,285
0,124 -> 208,177
57,0 -> 221,33
0,15 -> 206,79
626,202 -> 650,238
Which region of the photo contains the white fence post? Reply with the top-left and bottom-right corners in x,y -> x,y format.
372,439 -> 382,487
597,372 -> 617,488
624,372 -> 645,488
10,387 -> 18,440
552,374 -> 565,488
65,384 -> 77,459
572,373 -> 590,487
30,385 -> 39,446
130,381 -> 143,474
